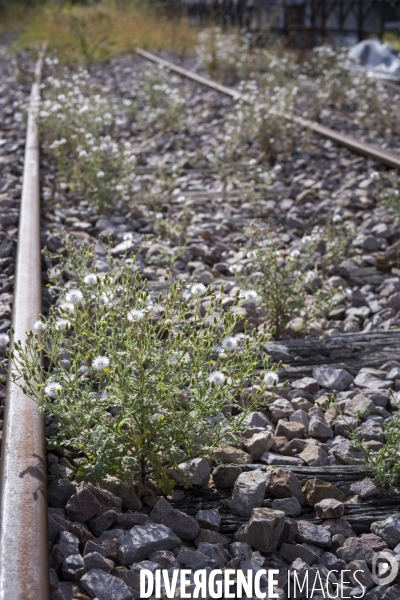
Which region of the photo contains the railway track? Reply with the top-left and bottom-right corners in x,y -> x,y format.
1,48 -> 400,599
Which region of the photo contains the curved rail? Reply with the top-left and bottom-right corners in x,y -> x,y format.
136,48 -> 400,170
0,53 -> 49,600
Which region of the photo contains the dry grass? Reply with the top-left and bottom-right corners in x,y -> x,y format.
7,1 -> 197,63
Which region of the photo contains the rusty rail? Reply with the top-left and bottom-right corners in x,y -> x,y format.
136,48 -> 400,170
0,53 -> 49,599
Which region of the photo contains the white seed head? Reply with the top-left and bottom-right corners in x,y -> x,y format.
221,336 -> 238,352
65,289 -> 83,304
92,355 -> 110,371
34,320 -> 46,332
99,291 -> 113,306
240,289 -> 259,303
59,302 -> 74,314
45,381 -> 62,398
96,170 -> 105,178
208,371 -> 225,386
264,371 -> 279,386
55,319 -> 71,330
191,283 -> 207,297
0,333 -> 9,347
84,273 -> 98,285
127,308 -> 144,322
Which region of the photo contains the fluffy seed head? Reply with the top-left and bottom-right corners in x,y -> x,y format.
208,371 -> 225,386
240,289 -> 259,303
264,371 -> 279,386
92,356 -> 110,371
0,333 -> 9,347
221,337 -> 238,352
65,289 -> 83,304
191,283 -> 207,297
127,308 -> 144,322
55,319 -> 71,330
45,381 -> 62,398
59,302 -> 74,314
34,320 -> 46,332
84,273 -> 98,285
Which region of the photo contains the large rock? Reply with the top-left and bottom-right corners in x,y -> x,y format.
244,431 -> 273,459
195,509 -> 221,532
354,371 -> 393,390
150,498 -> 199,540
270,468 -> 305,505
101,477 -> 142,511
371,515 -> 400,549
244,508 -> 285,553
344,394 -> 375,417
298,444 -> 328,466
350,479 -> 380,499
212,464 -> 242,488
172,458 -> 211,486
302,479 -> 345,506
81,568 -> 133,600
65,488 -> 100,523
308,415 -> 333,441
297,521 -> 332,548
275,420 -> 305,440
48,478 -> 77,509
336,538 -> 377,565
271,497 -> 301,518
122,561 -> 158,597
212,446 -> 251,465
230,470 -> 266,517
315,498 -> 344,519
119,524 -> 181,566
279,543 -> 319,566
313,367 -> 354,391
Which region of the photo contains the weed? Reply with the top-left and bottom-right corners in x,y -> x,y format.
9,238 -> 276,493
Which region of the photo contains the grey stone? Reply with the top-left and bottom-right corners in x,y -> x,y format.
320,551 -> 347,571
88,510 -> 118,537
172,458 -> 211,486
122,561 -> 159,596
87,484 -> 123,512
194,529 -> 230,547
212,446 -> 251,465
101,477 -> 142,511
347,559 -> 374,590
275,419 -> 306,440
119,524 -> 181,566
261,452 -> 301,466
228,542 -> 252,560
279,543 -> 319,566
116,513 -> 149,529
81,569 -> 133,600
65,488 -> 101,523
244,431 -> 274,459
244,508 -> 285,553
243,411 -> 273,428
231,470 -> 266,517
48,478 -> 77,509
212,464 -> 242,488
84,541 -> 108,558
58,531 -> 80,559
290,409 -> 309,432
148,550 -> 177,568
298,444 -> 329,466
198,542 -> 229,567
150,498 -> 199,540
313,367 -> 354,391
308,415 -> 333,441
337,538 -> 377,565
297,521 -> 332,548
195,509 -> 221,532
344,394 -> 375,417
315,498 -> 344,519
176,547 -> 215,569
371,515 -> 400,549
354,372 -> 393,390
350,479 -> 380,499
271,497 -> 302,518
61,553 -> 84,581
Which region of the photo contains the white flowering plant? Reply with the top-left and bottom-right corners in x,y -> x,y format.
38,66 -> 135,212
131,65 -> 186,132
238,224 -> 336,338
8,238 -> 277,493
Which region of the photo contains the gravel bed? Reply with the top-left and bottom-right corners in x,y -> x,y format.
7,49 -> 400,599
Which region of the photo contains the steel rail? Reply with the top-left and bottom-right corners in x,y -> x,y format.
0,52 -> 50,600
136,48 -> 400,170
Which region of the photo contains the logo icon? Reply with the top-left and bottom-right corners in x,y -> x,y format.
372,551 -> 398,586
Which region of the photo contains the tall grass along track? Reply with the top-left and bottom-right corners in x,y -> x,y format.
0,51 -> 50,600
136,48 -> 400,171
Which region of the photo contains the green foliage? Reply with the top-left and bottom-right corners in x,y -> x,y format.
38,62 -> 135,212
319,393 -> 400,490
237,224 -> 336,339
9,238 -> 276,493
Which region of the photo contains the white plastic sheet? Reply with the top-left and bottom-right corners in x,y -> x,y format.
348,40 -> 400,81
